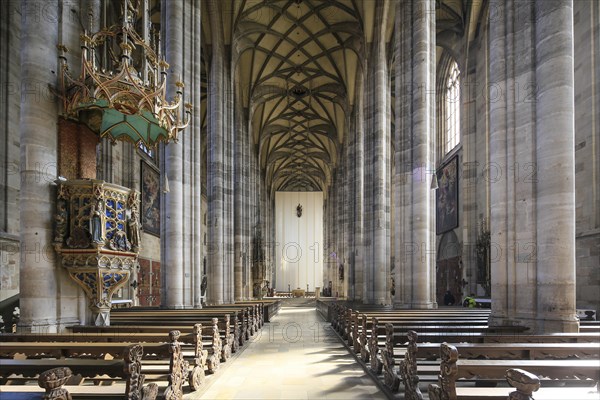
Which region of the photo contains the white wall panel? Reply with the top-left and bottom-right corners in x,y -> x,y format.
275,192 -> 324,292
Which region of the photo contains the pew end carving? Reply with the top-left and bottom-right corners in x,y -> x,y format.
360,314 -> 370,362
189,323 -> 206,391
124,343 -> 158,400
207,318 -> 221,373
399,330 -> 423,399
222,314 -> 232,361
38,367 -> 73,400
369,317 -> 383,374
382,323 -> 401,392
164,330 -> 189,400
506,368 -> 540,400
428,343 -> 459,400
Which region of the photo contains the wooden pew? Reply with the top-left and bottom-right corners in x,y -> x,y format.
111,309 -> 247,351
325,301 -> 600,399
373,329 -> 600,398
331,303 -> 496,346
75,314 -> 236,363
358,316 -> 527,368
1,324 -> 212,390
380,327 -> 600,389
70,320 -> 223,374
0,344 -> 158,400
112,304 -> 259,334
427,343 -> 600,400
409,341 -> 600,360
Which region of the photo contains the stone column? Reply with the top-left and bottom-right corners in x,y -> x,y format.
206,0 -> 225,305
192,0 -> 202,308
394,0 -> 437,309
342,145 -> 351,299
353,72 -> 365,302
488,0 -> 578,333
364,0 -> 391,305
19,0 -> 60,331
534,0 -> 578,332
225,66 -> 235,304
234,100 -> 244,301
488,0 -> 510,324
162,0 -> 184,308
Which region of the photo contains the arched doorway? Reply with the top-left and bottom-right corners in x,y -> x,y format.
436,231 -> 462,305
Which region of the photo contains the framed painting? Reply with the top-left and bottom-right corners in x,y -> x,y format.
436,155 -> 459,235
140,159 -> 160,236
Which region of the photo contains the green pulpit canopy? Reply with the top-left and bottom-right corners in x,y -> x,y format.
75,100 -> 171,148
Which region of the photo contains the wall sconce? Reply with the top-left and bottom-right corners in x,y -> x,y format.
130,280 -> 138,290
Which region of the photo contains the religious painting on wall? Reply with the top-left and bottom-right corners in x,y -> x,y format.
436,155 -> 459,235
141,160 -> 160,236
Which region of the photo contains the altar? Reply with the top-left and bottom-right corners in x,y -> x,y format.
292,288 -> 305,298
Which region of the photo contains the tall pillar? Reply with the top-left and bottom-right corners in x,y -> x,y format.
364,0 -> 391,305
234,101 -> 244,301
353,73 -> 365,302
488,0 -> 578,332
19,0 -> 60,331
534,0 -> 578,332
222,62 -> 233,304
342,146 -> 351,299
162,0 -> 184,308
394,0 -> 437,309
192,0 -> 202,308
206,0 -> 225,305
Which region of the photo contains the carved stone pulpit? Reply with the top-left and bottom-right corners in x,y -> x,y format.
53,179 -> 141,326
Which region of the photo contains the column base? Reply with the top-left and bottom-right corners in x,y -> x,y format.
362,298 -> 391,306
17,317 -> 80,333
407,301 -> 438,310
164,304 -> 187,309
16,320 -> 59,333
489,314 -> 579,334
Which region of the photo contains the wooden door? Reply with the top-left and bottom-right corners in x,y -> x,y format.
436,256 -> 462,305
138,258 -> 161,306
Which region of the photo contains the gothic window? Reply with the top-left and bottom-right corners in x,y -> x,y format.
443,60 -> 461,154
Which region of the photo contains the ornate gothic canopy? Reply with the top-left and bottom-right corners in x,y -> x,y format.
59,0 -> 191,148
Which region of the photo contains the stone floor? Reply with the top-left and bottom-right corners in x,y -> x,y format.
185,298 -> 386,399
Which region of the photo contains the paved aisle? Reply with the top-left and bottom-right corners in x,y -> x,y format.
188,299 -> 386,399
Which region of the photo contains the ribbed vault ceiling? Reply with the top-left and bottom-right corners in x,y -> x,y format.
201,0 -> 480,195
233,0 -> 364,193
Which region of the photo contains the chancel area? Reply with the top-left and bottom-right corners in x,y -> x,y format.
0,0 -> 599,399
